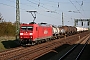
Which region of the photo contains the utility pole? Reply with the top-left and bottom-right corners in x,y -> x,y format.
62,12 -> 64,26
16,0 -> 20,40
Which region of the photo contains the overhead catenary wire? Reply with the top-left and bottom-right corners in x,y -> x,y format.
0,1 -> 60,21
75,0 -> 87,18
6,0 -> 38,10
32,0 -> 89,21
69,0 -> 79,11
1,0 -> 76,21
26,0 -> 61,14
1,0 -> 89,25
26,0 -> 72,24
26,0 -> 50,11
38,0 -> 76,20
28,0 -> 73,20
24,0 -> 66,25
69,0 -> 85,17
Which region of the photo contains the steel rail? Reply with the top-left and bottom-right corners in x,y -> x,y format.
75,36 -> 90,60
0,31 -> 89,60
59,33 -> 90,60
8,32 -> 89,60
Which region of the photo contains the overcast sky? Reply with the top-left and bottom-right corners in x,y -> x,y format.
0,0 -> 90,26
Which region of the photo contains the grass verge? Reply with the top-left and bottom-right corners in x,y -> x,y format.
0,36 -> 19,51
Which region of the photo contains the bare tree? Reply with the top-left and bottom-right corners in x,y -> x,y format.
0,13 -> 4,23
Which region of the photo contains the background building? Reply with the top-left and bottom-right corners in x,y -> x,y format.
74,19 -> 90,29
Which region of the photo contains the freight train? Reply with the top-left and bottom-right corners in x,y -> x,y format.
19,22 -> 88,45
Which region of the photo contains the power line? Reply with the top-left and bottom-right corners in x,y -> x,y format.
26,0 -> 72,20
27,0 -> 70,24
0,3 -> 16,8
75,0 -> 87,17
7,0 -> 37,10
26,0 -> 62,19
69,0 -> 85,17
35,0 -> 77,19
26,0 -> 60,14
0,2 -> 27,11
69,0 -> 79,11
31,0 -> 90,25
26,0 -> 49,10
0,0 -> 73,19
0,1 -> 60,21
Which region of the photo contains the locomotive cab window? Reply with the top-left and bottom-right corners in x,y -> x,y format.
21,26 -> 27,30
21,26 -> 33,30
27,26 -> 33,30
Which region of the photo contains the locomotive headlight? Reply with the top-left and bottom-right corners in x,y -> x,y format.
20,33 -> 23,35
21,37 -> 22,38
31,36 -> 32,38
29,33 -> 33,35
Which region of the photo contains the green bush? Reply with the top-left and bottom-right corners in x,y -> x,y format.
0,22 -> 16,36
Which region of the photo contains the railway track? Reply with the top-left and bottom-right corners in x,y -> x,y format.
0,31 -> 89,60
58,33 -> 90,60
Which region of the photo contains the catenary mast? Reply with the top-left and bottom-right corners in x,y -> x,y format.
16,0 -> 20,40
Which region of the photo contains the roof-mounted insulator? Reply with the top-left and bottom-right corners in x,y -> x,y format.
58,2 -> 59,8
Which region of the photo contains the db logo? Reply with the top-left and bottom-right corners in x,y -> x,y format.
44,30 -> 48,34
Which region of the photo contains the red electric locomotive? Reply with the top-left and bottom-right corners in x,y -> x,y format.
19,22 -> 53,45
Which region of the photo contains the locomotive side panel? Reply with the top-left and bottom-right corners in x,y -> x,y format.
37,26 -> 53,40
